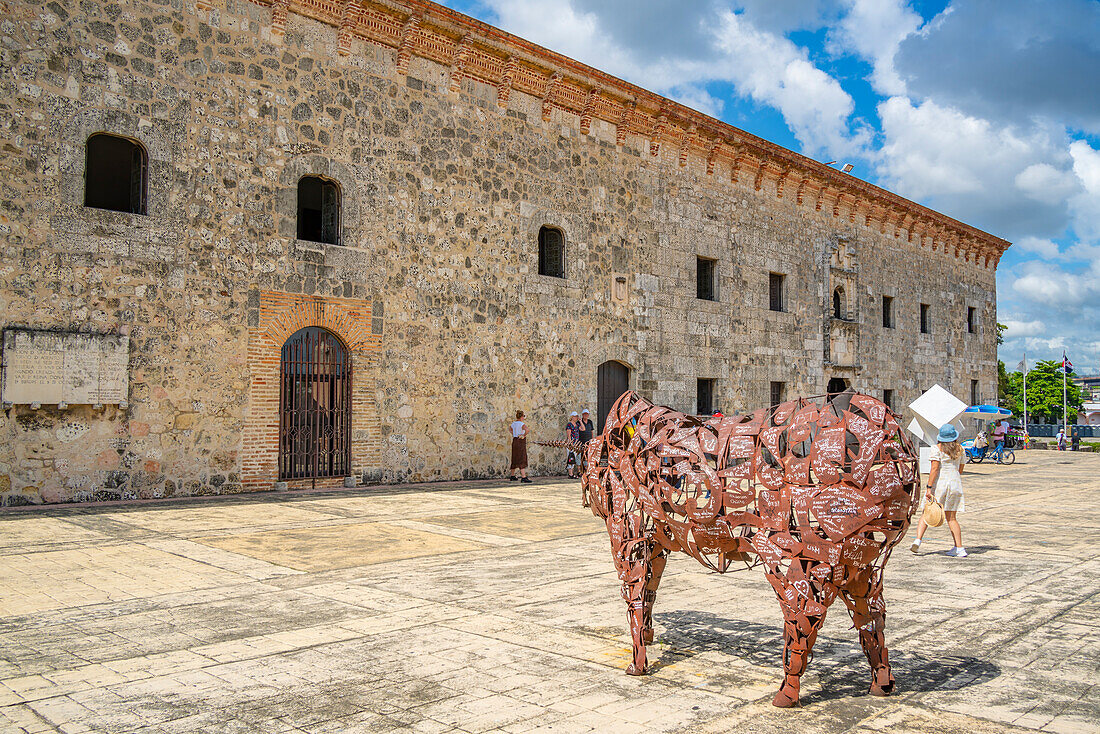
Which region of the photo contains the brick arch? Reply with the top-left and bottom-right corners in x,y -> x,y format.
242,291 -> 382,490
262,296 -> 375,354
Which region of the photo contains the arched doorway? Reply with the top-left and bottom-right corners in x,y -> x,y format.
597,360 -> 630,433
827,377 -> 850,395
280,327 -> 351,480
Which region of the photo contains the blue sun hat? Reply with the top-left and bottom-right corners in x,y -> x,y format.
937,424 -> 959,443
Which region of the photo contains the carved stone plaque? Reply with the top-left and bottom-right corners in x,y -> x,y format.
1,330 -> 129,405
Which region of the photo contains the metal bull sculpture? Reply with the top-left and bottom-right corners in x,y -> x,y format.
581,390 -> 920,707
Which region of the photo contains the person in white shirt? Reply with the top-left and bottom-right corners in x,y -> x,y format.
508,410 -> 531,483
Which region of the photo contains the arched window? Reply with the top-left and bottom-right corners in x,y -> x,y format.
538,226 -> 565,278
297,176 -> 341,245
832,287 -> 845,320
279,327 -> 351,480
84,133 -> 147,214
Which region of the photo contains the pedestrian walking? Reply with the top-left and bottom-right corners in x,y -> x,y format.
1057,429 -> 1066,451
1071,429 -> 1081,451
911,424 -> 968,558
565,411 -> 581,478
509,410 -> 532,483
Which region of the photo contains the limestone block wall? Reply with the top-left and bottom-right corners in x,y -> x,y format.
0,0 -> 1005,504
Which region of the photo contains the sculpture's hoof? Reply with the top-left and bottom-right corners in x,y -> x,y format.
772,688 -> 801,708
625,663 -> 647,676
869,669 -> 895,696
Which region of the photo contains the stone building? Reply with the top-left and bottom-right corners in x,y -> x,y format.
0,0 -> 1010,504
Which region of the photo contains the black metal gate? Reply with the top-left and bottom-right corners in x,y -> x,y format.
597,360 -> 630,433
279,327 -> 351,480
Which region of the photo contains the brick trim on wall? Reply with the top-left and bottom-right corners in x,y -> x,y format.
242,291 -> 382,489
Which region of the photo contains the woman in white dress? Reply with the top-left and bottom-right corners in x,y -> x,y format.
911,424 -> 968,558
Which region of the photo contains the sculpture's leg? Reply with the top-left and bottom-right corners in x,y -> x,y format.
842,574 -> 894,696
772,592 -> 829,708
641,550 -> 667,644
618,538 -> 658,675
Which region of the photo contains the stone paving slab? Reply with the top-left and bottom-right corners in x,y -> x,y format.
1,452 -> 1098,733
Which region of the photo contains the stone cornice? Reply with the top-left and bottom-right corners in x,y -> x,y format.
238,0 -> 1011,269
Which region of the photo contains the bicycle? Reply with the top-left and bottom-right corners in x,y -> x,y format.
990,446 -> 1016,465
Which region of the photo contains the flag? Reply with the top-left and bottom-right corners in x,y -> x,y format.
1062,351 -> 1073,373
1016,359 -> 1026,372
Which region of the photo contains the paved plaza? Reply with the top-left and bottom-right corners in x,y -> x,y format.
1,451 -> 1097,733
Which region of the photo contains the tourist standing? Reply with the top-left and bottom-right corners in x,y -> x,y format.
565,411 -> 581,478
1071,429 -> 1081,451
911,424 -> 968,558
1057,428 -> 1066,451
509,410 -> 531,483
579,409 -> 595,443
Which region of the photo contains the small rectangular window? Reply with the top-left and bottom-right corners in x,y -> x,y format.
769,273 -> 785,312
770,381 -> 785,407
882,296 -> 894,328
920,303 -> 930,334
538,227 -> 565,278
971,380 -> 979,405
696,257 -> 717,301
697,378 -> 714,415
883,389 -> 894,412
967,306 -> 976,334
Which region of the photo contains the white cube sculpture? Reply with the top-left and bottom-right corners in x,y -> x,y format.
907,384 -> 966,475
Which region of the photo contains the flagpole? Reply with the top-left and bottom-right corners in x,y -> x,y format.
1063,352 -> 1068,438
1022,352 -> 1028,429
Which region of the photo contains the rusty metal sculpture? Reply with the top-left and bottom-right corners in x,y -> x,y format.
581,390 -> 920,707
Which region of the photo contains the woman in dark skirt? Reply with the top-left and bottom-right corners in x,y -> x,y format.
509,410 -> 531,483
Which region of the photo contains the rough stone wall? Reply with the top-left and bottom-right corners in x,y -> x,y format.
0,0 -> 1001,504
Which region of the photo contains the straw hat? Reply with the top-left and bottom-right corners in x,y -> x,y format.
922,500 -> 945,527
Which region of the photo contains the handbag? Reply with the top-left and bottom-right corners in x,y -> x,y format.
922,500 -> 945,528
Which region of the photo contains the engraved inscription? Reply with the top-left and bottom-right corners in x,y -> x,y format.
1,330 -> 129,405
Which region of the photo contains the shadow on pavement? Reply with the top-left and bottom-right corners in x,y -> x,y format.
651,609 -> 1000,701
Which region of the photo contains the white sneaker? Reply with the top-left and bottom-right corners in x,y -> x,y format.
946,547 -> 968,558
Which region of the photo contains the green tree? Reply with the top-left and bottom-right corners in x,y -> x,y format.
997,360 -> 1013,408
1013,360 -> 1085,423
996,322 -> 1006,346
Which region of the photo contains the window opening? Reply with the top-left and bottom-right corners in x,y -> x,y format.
696,257 -> 717,301
538,226 -> 565,278
833,287 -> 845,320
84,133 -> 148,215
769,273 -> 785,312
297,176 -> 341,245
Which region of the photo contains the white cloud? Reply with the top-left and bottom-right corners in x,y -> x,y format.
830,0 -> 920,96
1015,163 -> 1080,206
1011,260 -> 1100,309
711,10 -> 868,158
1002,319 -> 1047,338
1069,140 -> 1100,243
875,96 -> 1083,237
1016,237 -> 1061,259
467,0 -> 868,160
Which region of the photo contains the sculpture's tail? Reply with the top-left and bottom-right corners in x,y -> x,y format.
534,438 -> 588,453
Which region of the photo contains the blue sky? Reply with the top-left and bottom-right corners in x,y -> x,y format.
437,0 -> 1100,376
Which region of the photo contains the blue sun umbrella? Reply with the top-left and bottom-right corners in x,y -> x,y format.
963,405 -> 1012,420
